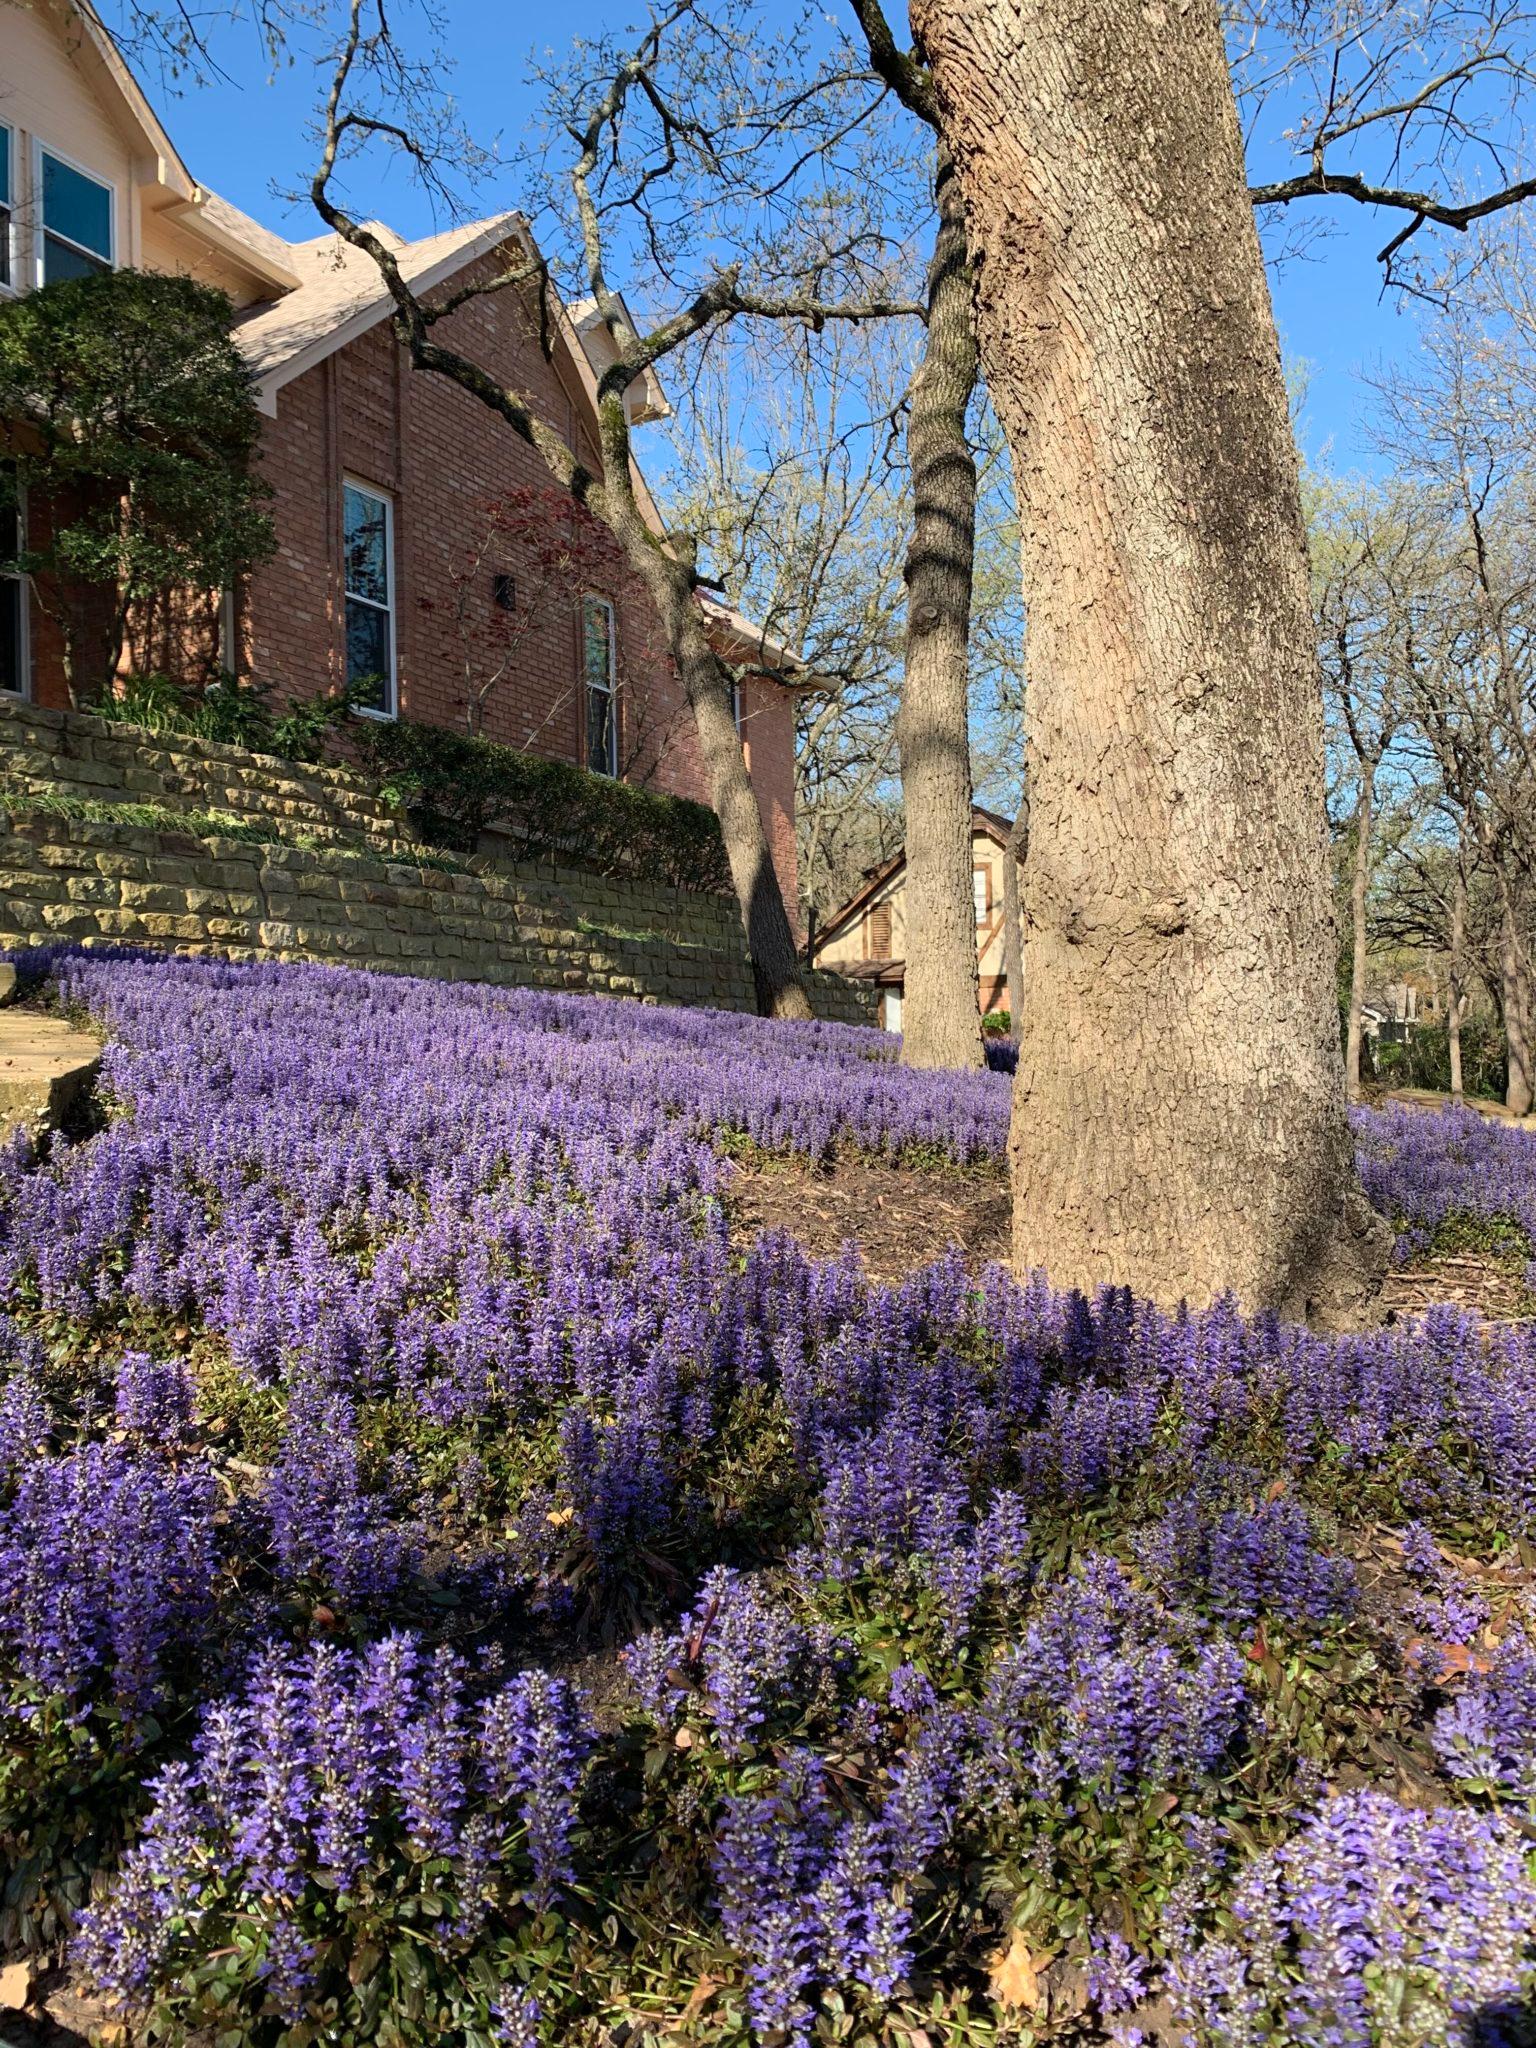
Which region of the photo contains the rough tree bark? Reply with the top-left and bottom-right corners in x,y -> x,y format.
1448,861 -> 1467,1100
1003,775 -> 1028,1029
1344,761 -> 1375,1104
896,145 -> 985,1069
1496,876 -> 1535,1114
909,0 -> 1388,1315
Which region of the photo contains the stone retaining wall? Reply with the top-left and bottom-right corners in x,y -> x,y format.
1,699 -> 406,849
0,811 -> 876,1025
0,700 -> 875,1023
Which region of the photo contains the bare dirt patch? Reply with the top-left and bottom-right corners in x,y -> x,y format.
728,1153 -> 1534,1321
725,1152 -> 1012,1282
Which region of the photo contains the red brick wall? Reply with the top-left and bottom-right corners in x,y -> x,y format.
20,241 -> 802,917
240,245 -> 800,913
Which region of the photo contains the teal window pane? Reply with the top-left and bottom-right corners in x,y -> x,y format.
346,600 -> 391,709
587,687 -> 616,774
41,153 -> 112,261
43,234 -> 108,284
0,128 -> 11,289
582,597 -> 612,687
343,486 -> 389,607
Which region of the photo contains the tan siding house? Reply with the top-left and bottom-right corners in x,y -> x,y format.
814,806 -> 1020,1032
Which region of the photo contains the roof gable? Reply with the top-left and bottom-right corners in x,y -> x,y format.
62,0 -> 195,197
819,808 -> 1019,945
231,213 -> 529,413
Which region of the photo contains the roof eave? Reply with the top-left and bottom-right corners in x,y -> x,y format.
163,192 -> 303,293
70,0 -> 196,199
243,211 -> 526,415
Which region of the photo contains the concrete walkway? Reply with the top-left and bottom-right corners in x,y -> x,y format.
0,970 -> 101,1136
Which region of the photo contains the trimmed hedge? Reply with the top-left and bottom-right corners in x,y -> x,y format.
359,719 -> 733,893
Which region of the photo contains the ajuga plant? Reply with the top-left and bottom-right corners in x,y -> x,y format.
0,946 -> 1530,2046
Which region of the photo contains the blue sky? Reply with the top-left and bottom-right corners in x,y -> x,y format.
122,0 -> 1431,476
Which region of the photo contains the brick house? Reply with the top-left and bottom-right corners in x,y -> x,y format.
0,0 -> 804,910
812,806 -> 1021,1031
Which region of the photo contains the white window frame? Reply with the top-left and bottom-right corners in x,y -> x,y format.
1,472 -> 30,701
973,865 -> 990,925
582,593 -> 618,777
32,138 -> 116,287
342,478 -> 397,720
0,125 -> 15,298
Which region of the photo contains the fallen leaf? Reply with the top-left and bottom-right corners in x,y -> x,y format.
989,1928 -> 1043,2011
545,1507 -> 574,1527
0,1961 -> 34,2010
680,1975 -> 719,2022
1433,1641 -> 1494,1678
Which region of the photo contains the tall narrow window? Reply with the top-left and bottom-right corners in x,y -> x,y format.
583,595 -> 617,776
0,466 -> 26,699
217,585 -> 239,677
973,865 -> 991,924
39,150 -> 112,283
343,481 -> 395,716
0,127 -> 13,290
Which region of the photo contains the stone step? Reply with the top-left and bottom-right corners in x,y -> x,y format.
0,1005 -> 100,1137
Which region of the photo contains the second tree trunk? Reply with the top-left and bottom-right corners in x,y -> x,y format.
896,146 -> 985,1071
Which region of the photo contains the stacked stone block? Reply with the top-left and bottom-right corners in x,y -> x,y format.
0,704 -> 876,1026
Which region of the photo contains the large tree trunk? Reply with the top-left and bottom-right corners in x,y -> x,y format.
1496,879 -> 1534,1115
1448,868 -> 1467,1100
1002,780 -> 1029,1029
896,146 -> 984,1070
1344,764 -> 1375,1104
911,0 -> 1387,1317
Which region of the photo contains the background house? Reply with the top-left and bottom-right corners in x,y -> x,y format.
0,0 -> 803,914
813,805 -> 1020,1031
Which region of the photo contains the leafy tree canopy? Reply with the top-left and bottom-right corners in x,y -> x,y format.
0,269 -> 274,696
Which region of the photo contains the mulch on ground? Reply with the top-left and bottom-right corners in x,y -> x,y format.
727,1153 -> 1535,1322
725,1151 -> 1012,1283
1381,1252 -> 1535,1323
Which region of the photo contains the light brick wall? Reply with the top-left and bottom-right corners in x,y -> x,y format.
0,811 -> 871,1023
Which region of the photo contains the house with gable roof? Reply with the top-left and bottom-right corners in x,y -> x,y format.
0,0 -> 804,912
813,806 -> 1023,1031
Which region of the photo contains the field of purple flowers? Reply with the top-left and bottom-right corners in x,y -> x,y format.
2,948 -> 1536,2048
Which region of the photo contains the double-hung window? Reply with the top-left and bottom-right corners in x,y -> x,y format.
0,127 -> 13,290
38,149 -> 112,283
582,595 -> 617,776
343,481 -> 395,716
0,465 -> 27,699
973,865 -> 991,925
